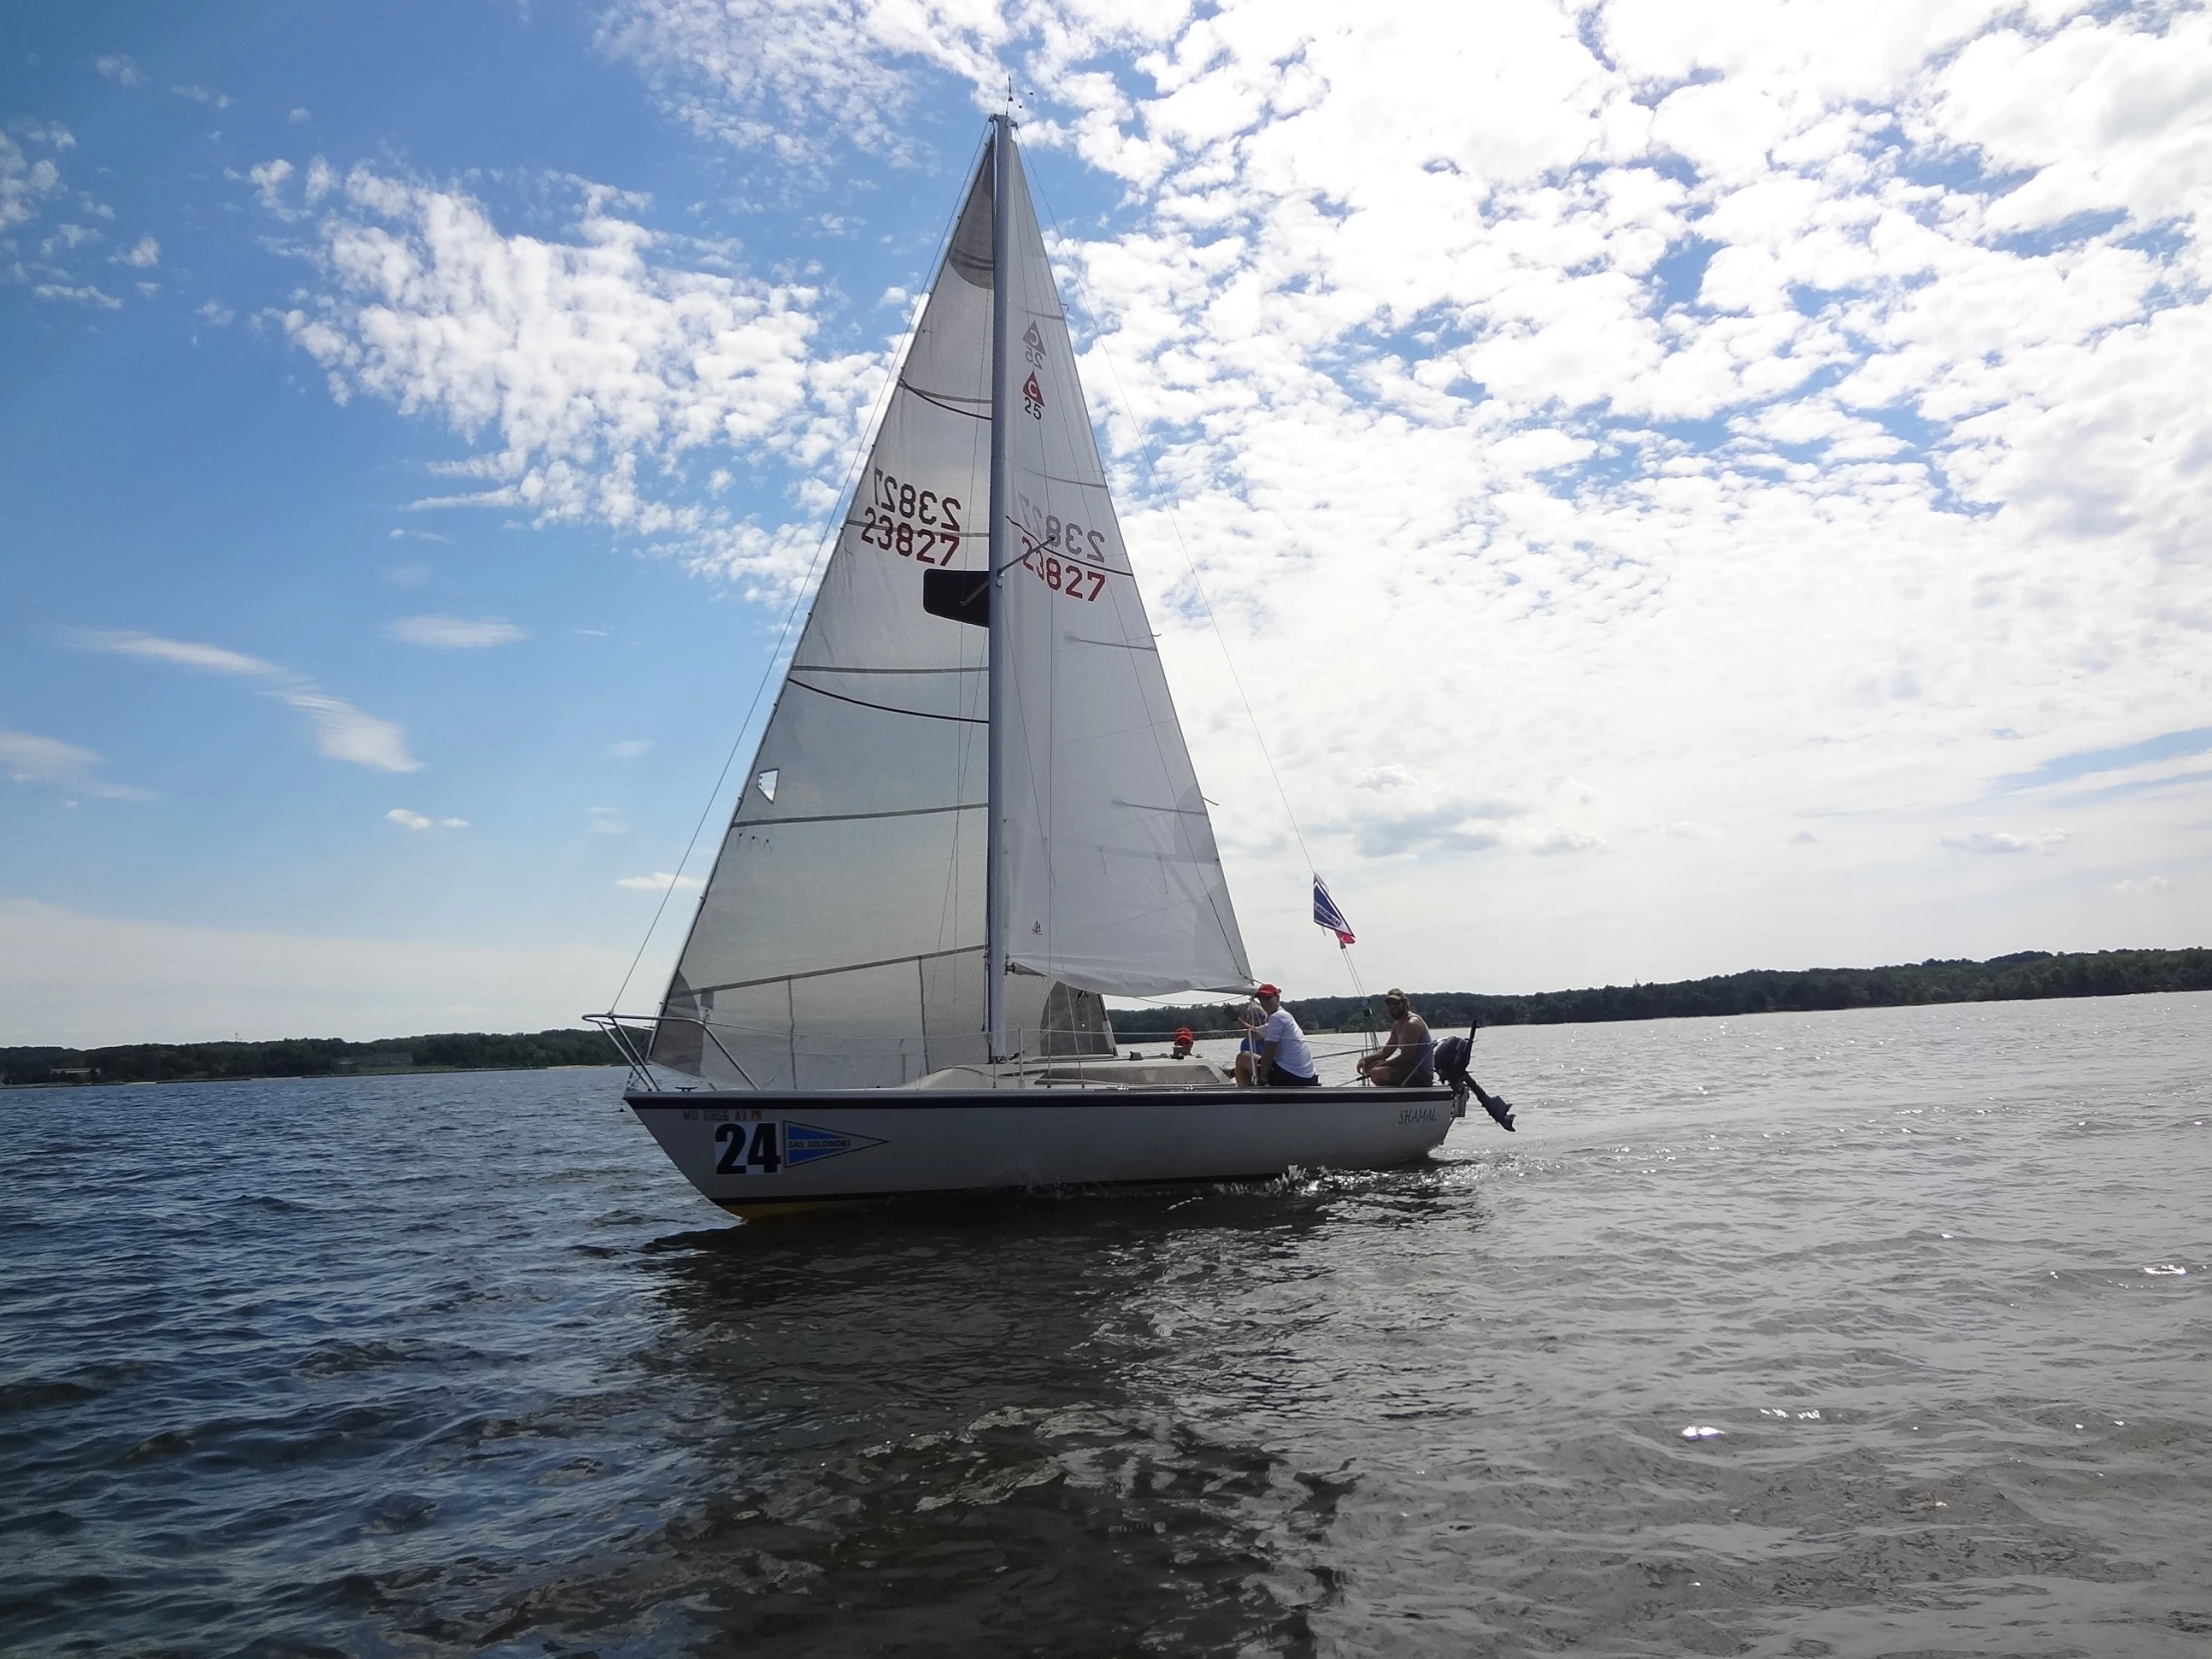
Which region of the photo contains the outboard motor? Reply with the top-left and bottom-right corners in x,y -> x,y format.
1435,1018 -> 1515,1132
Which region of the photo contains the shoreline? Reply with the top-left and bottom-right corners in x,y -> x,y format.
8,970 -> 2207,1089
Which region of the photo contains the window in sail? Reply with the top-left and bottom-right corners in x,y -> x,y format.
756,769 -> 779,803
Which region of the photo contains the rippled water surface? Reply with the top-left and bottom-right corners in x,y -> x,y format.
4,992 -> 2210,1656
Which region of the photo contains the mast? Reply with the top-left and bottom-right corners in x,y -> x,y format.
984,112 -> 1014,1061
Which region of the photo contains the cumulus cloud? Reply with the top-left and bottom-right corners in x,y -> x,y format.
0,728 -> 149,801
2115,874 -> 2170,894
95,55 -> 145,87
609,738 -> 653,759
1,132 -> 64,232
1944,829 -> 2069,855
264,160 -> 882,586
119,235 -> 159,268
385,809 -> 468,830
602,0 -> 1029,160
68,629 -> 421,773
616,870 -> 704,889
247,158 -> 296,216
588,807 -> 627,834
389,614 -> 528,648
173,83 -> 232,109
1337,764 -> 1521,857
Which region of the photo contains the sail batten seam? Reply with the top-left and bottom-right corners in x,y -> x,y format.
787,679 -> 989,724
734,803 -> 984,829
689,944 -> 984,998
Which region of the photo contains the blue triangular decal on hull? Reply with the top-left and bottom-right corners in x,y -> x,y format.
784,1121 -> 887,1167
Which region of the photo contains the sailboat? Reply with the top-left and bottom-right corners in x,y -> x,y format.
595,116 -> 1458,1211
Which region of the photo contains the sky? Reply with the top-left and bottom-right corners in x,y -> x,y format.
3,0 -> 2208,1045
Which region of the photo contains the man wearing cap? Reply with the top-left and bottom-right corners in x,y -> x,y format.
1358,988 -> 1435,1087
1170,1026 -> 1196,1059
1234,983 -> 1320,1088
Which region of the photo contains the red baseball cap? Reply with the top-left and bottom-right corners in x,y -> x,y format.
1255,982 -> 1281,997
1174,1026 -> 1195,1043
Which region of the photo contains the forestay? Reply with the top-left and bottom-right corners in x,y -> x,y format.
992,139 -> 1254,999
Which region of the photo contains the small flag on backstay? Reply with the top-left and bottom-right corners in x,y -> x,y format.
1313,876 -> 1356,946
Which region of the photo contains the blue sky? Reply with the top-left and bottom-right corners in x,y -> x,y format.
4,1 -> 2209,1042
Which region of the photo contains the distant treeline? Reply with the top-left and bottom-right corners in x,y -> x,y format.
8,948 -> 2207,1085
1,1028 -> 616,1089
1110,948 -> 2212,1038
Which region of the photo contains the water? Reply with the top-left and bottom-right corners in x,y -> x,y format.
3,993 -> 2208,1657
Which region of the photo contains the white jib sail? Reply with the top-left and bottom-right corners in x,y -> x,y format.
653,144 -> 1082,1089
993,137 -> 1255,999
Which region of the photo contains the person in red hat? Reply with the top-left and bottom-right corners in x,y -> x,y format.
1170,1026 -> 1196,1059
1233,983 -> 1319,1088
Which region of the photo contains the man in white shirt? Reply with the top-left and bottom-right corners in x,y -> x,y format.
1234,983 -> 1321,1087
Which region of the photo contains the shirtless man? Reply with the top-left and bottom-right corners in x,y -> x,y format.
1357,988 -> 1435,1086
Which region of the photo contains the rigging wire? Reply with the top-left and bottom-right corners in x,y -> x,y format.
609,135 -> 986,1015
1030,167 -> 1369,1010
606,473 -> 842,1014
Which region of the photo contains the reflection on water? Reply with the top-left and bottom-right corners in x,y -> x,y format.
2,992 -> 2209,1655
633,1196 -> 1370,1655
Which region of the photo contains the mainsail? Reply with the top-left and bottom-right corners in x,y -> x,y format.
654,124 -> 1250,1089
991,138 -> 1254,1001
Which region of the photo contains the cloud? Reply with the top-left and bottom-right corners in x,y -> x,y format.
601,0 -> 1024,161
389,614 -> 527,648
173,83 -> 232,109
2115,874 -> 2170,894
267,161 -> 880,585
248,158 -> 296,215
67,629 -> 421,773
386,809 -> 468,830
0,728 -> 149,801
1943,829 -> 2069,855
588,807 -> 627,834
95,55 -> 145,87
609,738 -> 652,759
31,282 -> 122,309
1,133 -> 64,231
1337,764 -> 1520,857
616,870 -> 704,890
196,298 -> 236,326
72,630 -> 277,677
1528,826 -> 1607,855
119,235 -> 159,268
282,691 -> 418,772
288,107 -> 311,124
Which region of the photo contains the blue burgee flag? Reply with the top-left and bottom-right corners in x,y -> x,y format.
1313,876 -> 1356,946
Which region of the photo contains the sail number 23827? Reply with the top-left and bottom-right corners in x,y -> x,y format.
859,469 -> 960,565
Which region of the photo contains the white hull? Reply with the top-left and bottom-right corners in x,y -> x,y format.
627,1084 -> 1458,1211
